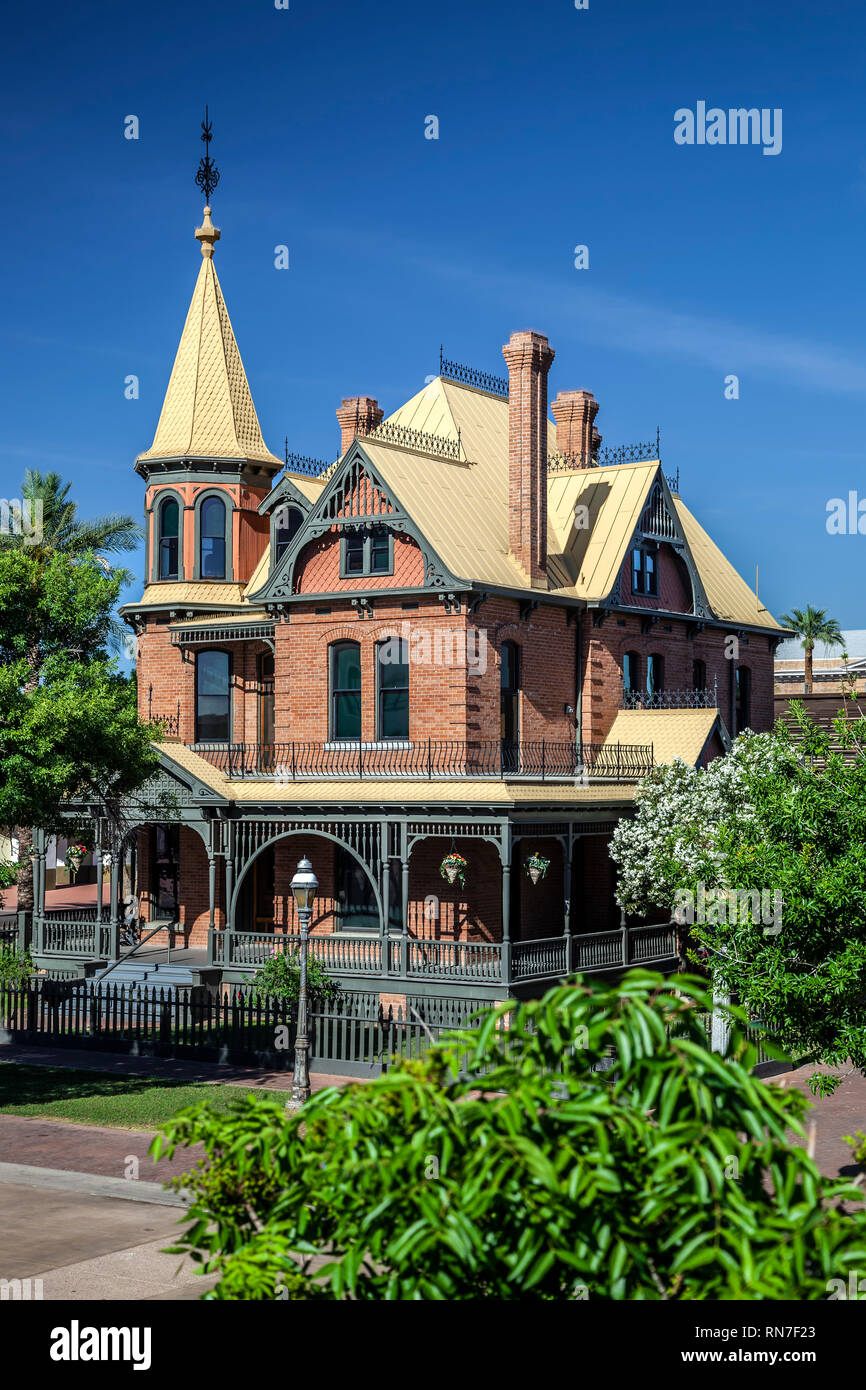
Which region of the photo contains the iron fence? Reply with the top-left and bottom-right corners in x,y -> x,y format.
623,685 -> 717,711
191,738 -> 654,782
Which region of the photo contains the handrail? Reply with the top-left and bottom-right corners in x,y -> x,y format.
97,918 -> 177,982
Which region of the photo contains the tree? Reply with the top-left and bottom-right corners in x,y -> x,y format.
153,971 -> 866,1300
0,548 -> 160,910
609,712 -> 866,1084
780,605 -> 844,695
0,470 -> 143,910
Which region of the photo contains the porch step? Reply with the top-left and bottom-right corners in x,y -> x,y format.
93,961 -> 196,991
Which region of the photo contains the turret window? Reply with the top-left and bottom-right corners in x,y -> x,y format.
158,498 -> 179,580
200,497 -> 226,579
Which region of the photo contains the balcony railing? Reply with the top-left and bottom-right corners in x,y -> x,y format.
622,685 -> 717,711
190,739 -> 654,783
210,922 -> 678,983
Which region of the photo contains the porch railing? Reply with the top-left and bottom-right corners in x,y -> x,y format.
211,923 -> 678,984
191,739 -> 654,783
623,685 -> 717,711
38,918 -> 112,958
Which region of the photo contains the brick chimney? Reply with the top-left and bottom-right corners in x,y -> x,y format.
551,389 -> 599,466
501,330 -> 555,586
336,396 -> 384,457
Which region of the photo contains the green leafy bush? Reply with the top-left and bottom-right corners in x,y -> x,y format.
0,948 -> 33,987
153,971 -> 866,1300
243,948 -> 339,1006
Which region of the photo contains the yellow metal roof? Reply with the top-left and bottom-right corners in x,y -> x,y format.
603,708 -> 726,766
124,582 -> 247,609
547,461 -> 658,598
156,743 -> 637,806
674,498 -> 782,631
136,225 -> 281,469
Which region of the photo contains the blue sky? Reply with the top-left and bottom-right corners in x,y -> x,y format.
2,0 -> 866,641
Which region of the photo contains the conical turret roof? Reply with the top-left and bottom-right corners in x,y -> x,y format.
136,207 -> 281,470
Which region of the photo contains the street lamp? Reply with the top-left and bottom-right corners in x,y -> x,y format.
289,855 -> 318,1106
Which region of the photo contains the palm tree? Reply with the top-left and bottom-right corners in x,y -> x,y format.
3,471 -> 143,914
780,606 -> 844,695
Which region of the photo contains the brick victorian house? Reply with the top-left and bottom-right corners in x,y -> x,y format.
29,192 -> 784,1013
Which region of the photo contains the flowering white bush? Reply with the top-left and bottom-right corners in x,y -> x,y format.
610,731 -> 800,916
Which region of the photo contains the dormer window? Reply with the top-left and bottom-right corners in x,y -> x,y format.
158,497 -> 179,580
274,505 -> 303,564
340,527 -> 393,578
632,544 -> 658,596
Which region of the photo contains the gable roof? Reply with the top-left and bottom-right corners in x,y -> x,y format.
673,497 -> 782,631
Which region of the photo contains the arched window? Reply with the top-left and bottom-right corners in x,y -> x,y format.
735,666 -> 751,733
330,641 -> 362,741
692,658 -> 707,692
623,651 -> 641,693
158,497 -> 179,580
199,497 -> 226,579
195,650 -> 231,742
646,653 -> 664,696
500,641 -> 520,748
377,638 -> 409,740
274,505 -> 303,564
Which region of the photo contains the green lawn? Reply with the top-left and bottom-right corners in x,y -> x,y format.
0,1063 -> 275,1129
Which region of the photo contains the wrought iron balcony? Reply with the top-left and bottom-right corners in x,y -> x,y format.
622,685 -> 717,711
190,738 -> 654,783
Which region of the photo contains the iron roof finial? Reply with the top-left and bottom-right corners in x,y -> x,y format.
195,105 -> 220,207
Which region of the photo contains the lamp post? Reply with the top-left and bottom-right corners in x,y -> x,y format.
289,855 -> 318,1107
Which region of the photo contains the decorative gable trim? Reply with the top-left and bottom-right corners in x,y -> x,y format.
610,471 -> 714,619
247,442 -> 460,606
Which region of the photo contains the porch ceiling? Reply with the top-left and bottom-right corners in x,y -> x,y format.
155,742 -> 639,807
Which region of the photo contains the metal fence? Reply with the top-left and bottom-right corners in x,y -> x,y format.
191,738 -> 654,783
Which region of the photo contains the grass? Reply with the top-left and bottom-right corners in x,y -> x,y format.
0,1063 -> 275,1129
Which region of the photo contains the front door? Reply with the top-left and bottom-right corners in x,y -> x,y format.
151,825 -> 179,918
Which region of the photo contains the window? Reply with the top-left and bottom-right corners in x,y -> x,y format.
692,658 -> 707,691
158,498 -> 179,580
623,651 -> 641,692
195,650 -> 231,741
632,545 -> 658,596
340,528 -> 393,577
330,641 -> 362,741
377,638 -> 409,740
735,666 -> 751,734
646,654 -> 664,696
151,825 -> 180,916
274,505 -> 303,564
500,641 -> 520,747
343,533 -> 364,574
258,652 -> 275,747
199,497 -> 226,579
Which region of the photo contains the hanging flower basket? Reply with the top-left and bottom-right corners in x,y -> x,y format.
440,852 -> 468,889
64,844 -> 88,874
525,851 -> 551,885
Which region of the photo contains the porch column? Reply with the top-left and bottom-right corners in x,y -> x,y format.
500,824 -> 512,986
208,854 -> 216,932
94,820 -> 104,925
400,821 -> 409,978
223,832 -> 234,968
108,852 -> 121,961
380,829 -> 391,976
